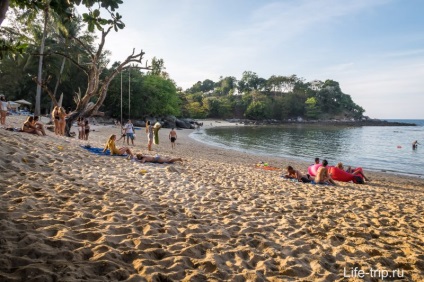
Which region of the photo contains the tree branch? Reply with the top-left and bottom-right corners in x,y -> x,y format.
70,35 -> 95,61
32,76 -> 58,106
53,51 -> 89,75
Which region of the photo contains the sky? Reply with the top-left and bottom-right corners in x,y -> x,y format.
96,0 -> 424,119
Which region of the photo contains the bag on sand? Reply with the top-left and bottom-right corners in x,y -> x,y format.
352,175 -> 364,184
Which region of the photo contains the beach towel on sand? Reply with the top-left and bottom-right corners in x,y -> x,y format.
80,145 -> 127,157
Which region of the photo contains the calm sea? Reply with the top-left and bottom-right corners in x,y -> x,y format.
190,119 -> 424,177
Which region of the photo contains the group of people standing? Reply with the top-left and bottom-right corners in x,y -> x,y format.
116,119 -> 178,151
51,106 -> 67,136
77,117 -> 90,140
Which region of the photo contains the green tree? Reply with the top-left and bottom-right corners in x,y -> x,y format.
139,75 -> 180,116
305,97 -> 320,119
245,100 -> 268,120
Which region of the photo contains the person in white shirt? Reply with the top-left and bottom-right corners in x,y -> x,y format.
0,95 -> 10,125
124,119 -> 135,145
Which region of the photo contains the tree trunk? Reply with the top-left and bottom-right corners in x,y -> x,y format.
50,57 -> 66,113
0,0 -> 9,26
35,5 -> 49,115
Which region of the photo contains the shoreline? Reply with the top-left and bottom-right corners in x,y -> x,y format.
1,116 -> 424,281
193,119 -> 424,179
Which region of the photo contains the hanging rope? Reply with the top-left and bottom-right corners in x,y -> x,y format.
120,71 -> 123,126
128,67 -> 131,120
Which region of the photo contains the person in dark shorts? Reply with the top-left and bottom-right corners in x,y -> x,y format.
169,128 -> 177,149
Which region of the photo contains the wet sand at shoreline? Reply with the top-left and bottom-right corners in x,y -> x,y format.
0,116 -> 423,281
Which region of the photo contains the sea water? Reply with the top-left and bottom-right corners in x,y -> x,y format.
190,120 -> 424,177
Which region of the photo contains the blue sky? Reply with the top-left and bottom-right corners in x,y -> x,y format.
99,0 -> 424,119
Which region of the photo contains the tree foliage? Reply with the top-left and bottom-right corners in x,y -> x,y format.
180,73 -> 365,121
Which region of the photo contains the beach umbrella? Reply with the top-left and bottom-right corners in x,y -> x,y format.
8,101 -> 20,110
14,99 -> 32,106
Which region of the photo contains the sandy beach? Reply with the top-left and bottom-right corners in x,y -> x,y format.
1,116 -> 423,281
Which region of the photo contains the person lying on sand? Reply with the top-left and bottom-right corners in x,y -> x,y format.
284,166 -> 313,183
103,134 -> 134,159
135,153 -> 183,164
315,159 -> 336,185
337,162 -> 370,181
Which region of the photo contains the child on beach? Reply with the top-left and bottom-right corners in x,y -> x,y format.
169,128 -> 177,149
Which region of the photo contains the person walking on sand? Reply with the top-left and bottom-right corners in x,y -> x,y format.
315,159 -> 336,185
146,120 -> 154,151
412,140 -> 420,150
103,134 -> 134,159
124,119 -> 135,146
169,128 -> 177,149
0,95 -> 10,125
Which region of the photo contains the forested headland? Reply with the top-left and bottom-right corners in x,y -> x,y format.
1,1 -> 365,125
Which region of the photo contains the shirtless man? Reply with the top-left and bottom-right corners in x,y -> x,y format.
315,159 -> 336,185
169,128 -> 177,149
135,153 -> 183,164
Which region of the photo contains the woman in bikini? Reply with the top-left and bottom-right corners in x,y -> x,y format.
135,153 -> 183,164
52,106 -> 61,135
77,117 -> 85,139
103,134 -> 134,159
84,120 -> 90,140
58,107 -> 67,136
146,120 -> 154,151
22,116 -> 43,136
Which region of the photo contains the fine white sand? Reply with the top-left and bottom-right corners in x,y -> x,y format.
0,116 -> 423,281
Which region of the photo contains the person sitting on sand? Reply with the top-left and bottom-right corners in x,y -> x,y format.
337,162 -> 370,181
284,166 -> 313,183
32,116 -> 46,136
315,159 -> 336,185
103,134 -> 134,159
135,153 -> 183,164
22,116 -> 43,136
